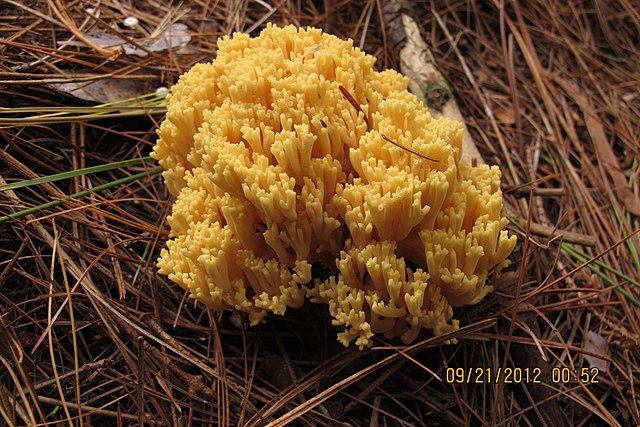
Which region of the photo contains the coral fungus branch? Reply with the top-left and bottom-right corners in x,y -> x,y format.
153,24 -> 516,348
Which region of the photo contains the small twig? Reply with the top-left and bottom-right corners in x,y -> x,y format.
506,186 -> 565,197
505,207 -> 597,246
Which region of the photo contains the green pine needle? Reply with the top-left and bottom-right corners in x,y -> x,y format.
0,156 -> 154,192
0,167 -> 163,223
561,242 -> 640,308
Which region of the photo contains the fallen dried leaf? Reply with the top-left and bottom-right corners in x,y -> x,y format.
584,331 -> 610,373
260,355 -> 295,390
59,23 -> 191,57
495,107 -> 517,125
555,76 -> 640,215
52,79 -> 149,104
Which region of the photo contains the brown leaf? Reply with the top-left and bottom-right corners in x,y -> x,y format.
555,77 -> 640,215
495,107 -> 516,125
52,79 -> 149,105
260,355 -> 295,390
584,331 -> 610,373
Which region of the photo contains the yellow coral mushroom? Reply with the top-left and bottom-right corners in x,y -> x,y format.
153,24 -> 517,348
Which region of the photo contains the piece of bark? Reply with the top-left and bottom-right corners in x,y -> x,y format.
398,13 -> 485,166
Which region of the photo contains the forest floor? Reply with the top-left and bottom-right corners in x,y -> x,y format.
1,1 -> 639,426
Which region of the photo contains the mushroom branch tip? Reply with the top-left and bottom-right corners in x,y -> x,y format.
153,24 -> 517,349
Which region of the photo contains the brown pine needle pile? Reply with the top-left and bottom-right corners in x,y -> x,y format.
1,1 -> 639,426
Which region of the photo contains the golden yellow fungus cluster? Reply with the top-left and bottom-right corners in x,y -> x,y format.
153,24 -> 516,348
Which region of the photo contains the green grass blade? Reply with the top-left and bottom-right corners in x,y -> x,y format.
0,90 -> 168,124
625,212 -> 640,273
0,156 -> 154,192
561,243 -> 640,289
610,199 -> 640,276
562,243 -> 640,307
0,108 -> 167,125
0,167 -> 163,223
619,157 -> 640,273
